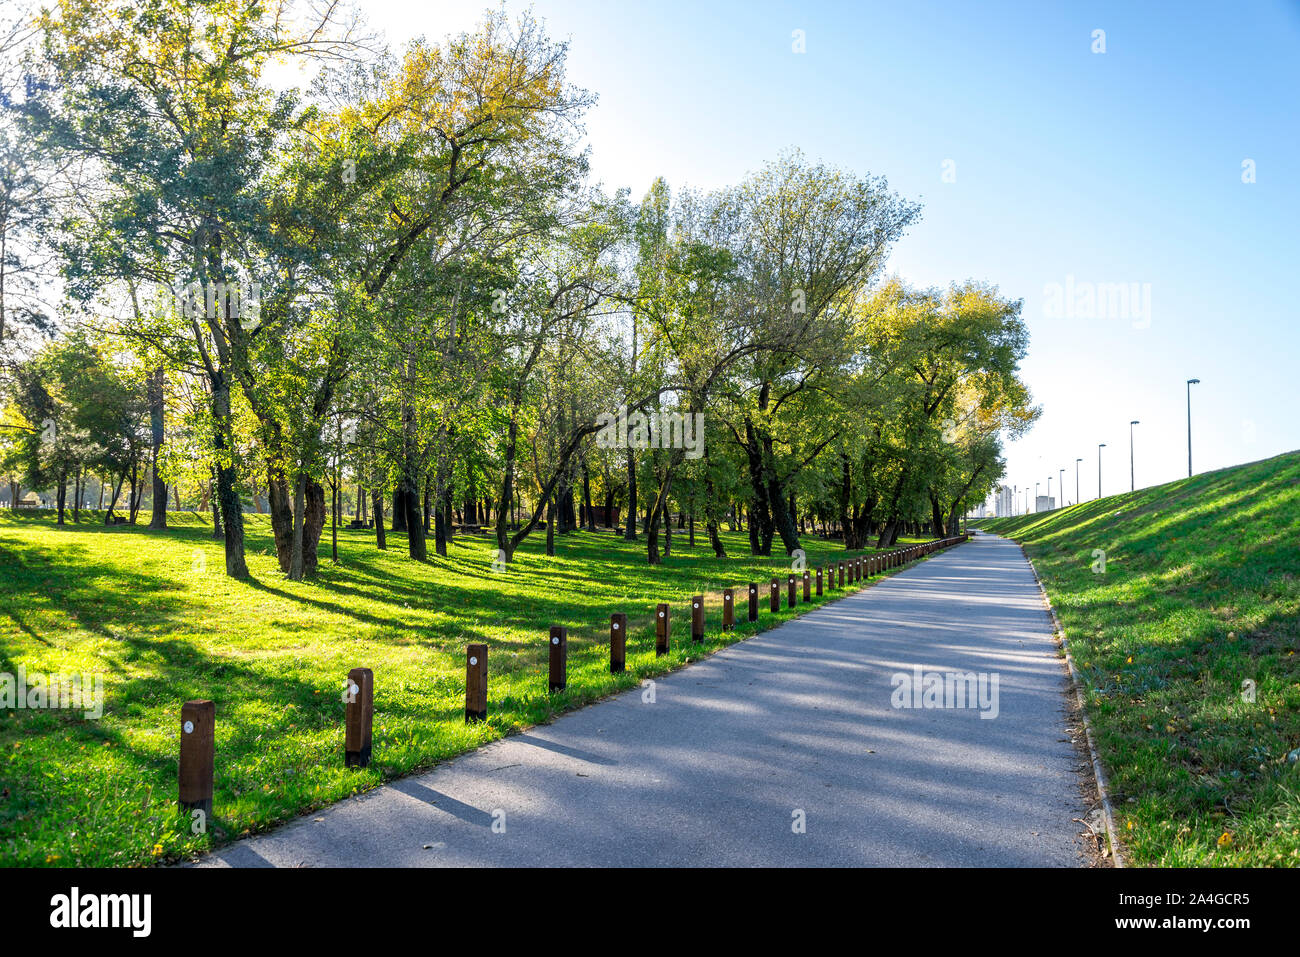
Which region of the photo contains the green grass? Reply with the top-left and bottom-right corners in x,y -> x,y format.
976,450 -> 1300,866
0,508 -> 929,866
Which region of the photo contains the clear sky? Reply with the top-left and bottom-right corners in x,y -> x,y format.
351,0 -> 1300,503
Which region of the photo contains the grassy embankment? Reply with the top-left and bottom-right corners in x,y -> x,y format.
976,450 -> 1300,866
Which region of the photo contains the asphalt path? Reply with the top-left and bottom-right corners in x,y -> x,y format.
197,533 -> 1088,867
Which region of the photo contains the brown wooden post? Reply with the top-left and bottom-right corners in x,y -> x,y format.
787,574 -> 796,608
656,603 -> 670,656
815,566 -> 823,596
838,561 -> 845,587
610,613 -> 627,673
802,570 -> 811,602
344,667 -> 373,768
723,589 -> 735,631
770,579 -> 780,612
178,699 -> 215,818
691,596 -> 705,642
466,644 -> 487,722
748,583 -> 759,622
548,626 -> 567,692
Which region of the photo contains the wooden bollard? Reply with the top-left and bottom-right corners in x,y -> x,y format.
838,561 -> 845,587
787,574 -> 796,608
610,613 -> 627,673
548,625 -> 567,692
344,667 -> 373,768
748,583 -> 759,622
815,567 -> 823,596
770,579 -> 780,613
691,595 -> 704,642
656,603 -> 670,656
178,699 -> 215,819
723,589 -> 735,631
466,644 -> 487,721
802,570 -> 811,602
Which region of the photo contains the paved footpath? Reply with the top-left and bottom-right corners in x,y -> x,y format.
197,534 -> 1088,868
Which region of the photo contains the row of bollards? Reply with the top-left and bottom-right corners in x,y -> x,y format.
174,534 -> 969,816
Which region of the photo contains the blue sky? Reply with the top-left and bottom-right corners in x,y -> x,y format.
358,0 -> 1299,502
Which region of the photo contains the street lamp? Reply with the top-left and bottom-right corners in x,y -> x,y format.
1035,482 -> 1040,512
1075,457 -> 1083,505
1130,420 -> 1140,492
1186,378 -> 1200,477
1047,475 -> 1052,507
1097,443 -> 1106,500
1059,469 -> 1065,505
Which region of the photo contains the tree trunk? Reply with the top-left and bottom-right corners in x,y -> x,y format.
209,471 -> 223,539
289,471 -> 306,581
582,461 -> 595,532
371,487 -> 387,550
105,469 -> 126,524
56,470 -> 67,525
545,497 -> 556,557
210,371 -> 248,575
404,474 -> 426,560
148,365 -> 167,529
268,471 -> 294,572
623,449 -> 637,539
128,457 -> 140,523
392,487 -> 408,532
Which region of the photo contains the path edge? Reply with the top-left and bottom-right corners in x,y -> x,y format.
1005,535 -> 1125,867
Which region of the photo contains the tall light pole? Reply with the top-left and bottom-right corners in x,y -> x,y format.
1097,443 -> 1106,500
1186,378 -> 1200,477
1047,475 -> 1052,506
1059,469 -> 1065,505
1075,457 -> 1082,505
1129,420 -> 1140,492
1013,485 -> 1017,515
1035,482 -> 1040,512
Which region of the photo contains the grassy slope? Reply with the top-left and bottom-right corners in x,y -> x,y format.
0,509 -> 927,866
977,450 -> 1300,866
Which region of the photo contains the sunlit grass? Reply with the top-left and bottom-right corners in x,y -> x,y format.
0,508 -> 926,866
977,450 -> 1300,866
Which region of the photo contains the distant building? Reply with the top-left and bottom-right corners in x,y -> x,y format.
1035,495 -> 1055,513
995,486 -> 1015,517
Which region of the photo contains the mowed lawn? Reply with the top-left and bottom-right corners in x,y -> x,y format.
0,509 -> 925,866
978,450 -> 1300,867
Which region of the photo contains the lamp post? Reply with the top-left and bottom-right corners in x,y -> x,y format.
1130,420 -> 1140,492
1097,443 -> 1106,500
1186,378 -> 1200,477
1035,482 -> 1040,512
1075,458 -> 1082,505
1047,476 -> 1052,508
1059,469 -> 1065,505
